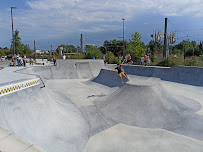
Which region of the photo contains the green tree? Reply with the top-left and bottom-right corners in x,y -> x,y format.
0,47 -> 11,57
23,44 -> 32,56
127,32 -> 146,62
105,52 -> 117,64
148,40 -> 163,62
85,45 -> 102,59
102,40 -> 124,56
67,45 -> 77,53
11,30 -> 24,55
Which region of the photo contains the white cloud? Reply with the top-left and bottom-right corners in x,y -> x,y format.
1,0 -> 203,41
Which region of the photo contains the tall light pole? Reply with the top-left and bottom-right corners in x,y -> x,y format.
11,7 -> 16,55
122,18 -> 125,57
163,18 -> 168,58
50,45 -> 52,56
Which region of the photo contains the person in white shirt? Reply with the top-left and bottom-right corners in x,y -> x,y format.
62,54 -> 66,60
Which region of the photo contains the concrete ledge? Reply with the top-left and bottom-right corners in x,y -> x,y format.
0,78 -> 40,97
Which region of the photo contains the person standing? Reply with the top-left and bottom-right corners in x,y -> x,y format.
102,55 -> 106,64
17,56 -> 20,66
29,58 -> 33,65
125,54 -> 128,64
144,55 -> 148,66
53,54 -> 56,66
119,55 -> 123,64
62,54 -> 66,60
141,56 -> 144,65
19,56 -> 23,66
11,56 -> 15,66
127,54 -> 131,64
23,56 -> 26,67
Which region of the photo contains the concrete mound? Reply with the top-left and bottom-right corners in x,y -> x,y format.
94,83 -> 203,140
0,85 -> 90,152
84,124 -> 203,152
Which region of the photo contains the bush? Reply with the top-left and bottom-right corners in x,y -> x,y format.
152,55 -> 203,67
200,55 -> 203,61
69,53 -> 83,59
185,56 -> 203,67
105,52 -> 117,64
85,48 -> 103,59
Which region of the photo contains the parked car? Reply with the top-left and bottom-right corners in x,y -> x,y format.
1,56 -> 7,61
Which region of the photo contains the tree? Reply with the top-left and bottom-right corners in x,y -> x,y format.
67,45 -> 77,53
0,47 -> 11,57
23,44 -> 32,56
105,52 -> 117,64
126,32 -> 146,62
11,30 -> 24,55
174,40 -> 201,57
102,40 -> 124,56
148,40 -> 163,62
85,45 -> 102,59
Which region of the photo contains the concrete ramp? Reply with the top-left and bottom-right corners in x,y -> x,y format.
76,62 -> 92,79
94,83 -> 203,140
20,60 -> 104,82
123,65 -> 203,87
0,85 -> 90,152
91,69 -> 124,87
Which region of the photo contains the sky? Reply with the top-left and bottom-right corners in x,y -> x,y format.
0,0 -> 203,50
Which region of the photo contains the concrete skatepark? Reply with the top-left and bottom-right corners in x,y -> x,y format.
0,59 -> 203,152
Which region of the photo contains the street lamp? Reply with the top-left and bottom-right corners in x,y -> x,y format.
122,18 -> 125,57
11,7 -> 16,55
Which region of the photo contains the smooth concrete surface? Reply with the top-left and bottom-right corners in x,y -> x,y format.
84,123 -> 203,152
93,82 -> 203,140
0,126 -> 46,152
0,61 -> 9,68
46,79 -> 100,107
0,67 -> 36,85
0,60 -> 203,152
160,81 -> 203,115
0,85 -> 89,152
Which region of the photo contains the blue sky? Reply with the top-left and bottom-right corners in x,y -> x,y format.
0,0 -> 203,50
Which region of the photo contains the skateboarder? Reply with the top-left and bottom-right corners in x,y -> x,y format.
113,63 -> 129,84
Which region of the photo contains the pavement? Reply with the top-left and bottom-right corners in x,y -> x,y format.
0,59 -> 203,152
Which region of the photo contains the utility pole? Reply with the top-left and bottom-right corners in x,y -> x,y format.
80,34 -> 83,56
51,45 -> 52,56
163,18 -> 168,58
11,7 -> 16,55
122,18 -> 125,57
184,43 -> 185,64
34,40 -> 36,61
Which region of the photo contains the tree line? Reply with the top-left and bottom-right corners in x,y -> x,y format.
1,30 -> 203,66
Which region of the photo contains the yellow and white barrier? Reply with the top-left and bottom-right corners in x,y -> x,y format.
0,78 -> 40,97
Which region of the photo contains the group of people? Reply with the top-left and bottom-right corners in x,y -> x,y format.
114,54 -> 150,84
11,54 -> 30,67
118,54 -> 133,64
